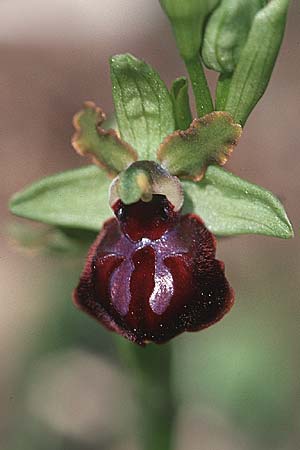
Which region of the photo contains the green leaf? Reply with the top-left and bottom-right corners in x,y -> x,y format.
158,112 -> 242,181
182,165 -> 293,238
224,0 -> 291,126
159,0 -> 219,61
9,166 -> 112,231
202,0 -> 265,74
110,54 -> 175,160
170,77 -> 192,130
72,102 -> 137,176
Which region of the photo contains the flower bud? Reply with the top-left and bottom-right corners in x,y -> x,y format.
202,0 -> 264,73
159,0 -> 219,61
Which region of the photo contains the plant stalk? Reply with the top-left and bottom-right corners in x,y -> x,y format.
117,339 -> 176,450
185,55 -> 214,117
215,73 -> 233,111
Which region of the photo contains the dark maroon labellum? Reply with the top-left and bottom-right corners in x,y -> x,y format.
74,195 -> 234,345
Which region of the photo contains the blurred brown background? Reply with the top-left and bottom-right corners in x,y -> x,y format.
1,1 -> 300,449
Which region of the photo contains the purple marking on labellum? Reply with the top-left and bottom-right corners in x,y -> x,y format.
108,233 -> 187,316
73,195 -> 234,345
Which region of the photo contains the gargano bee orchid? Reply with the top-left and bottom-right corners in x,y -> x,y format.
6,5 -> 294,450
70,85 -> 243,345
74,162 -> 234,345
9,52 -> 293,346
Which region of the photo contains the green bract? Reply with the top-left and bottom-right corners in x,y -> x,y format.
9,165 -> 293,239
223,0 -> 291,125
110,54 -> 175,161
202,0 -> 265,74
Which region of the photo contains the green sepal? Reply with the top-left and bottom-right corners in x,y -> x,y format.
159,0 -> 219,61
224,0 -> 291,126
110,54 -> 175,160
9,165 -> 293,239
72,102 -> 137,176
158,111 -> 242,181
202,0 -> 265,74
170,77 -> 192,130
182,165 -> 293,239
9,166 -> 112,232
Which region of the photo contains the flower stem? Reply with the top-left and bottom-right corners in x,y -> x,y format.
117,339 -> 176,450
215,73 -> 233,111
185,55 -> 214,117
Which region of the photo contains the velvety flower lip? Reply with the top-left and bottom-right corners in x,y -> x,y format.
73,195 -> 234,345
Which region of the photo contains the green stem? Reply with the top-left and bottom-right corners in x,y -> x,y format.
117,339 -> 176,450
185,55 -> 214,117
170,77 -> 193,130
215,73 -> 233,111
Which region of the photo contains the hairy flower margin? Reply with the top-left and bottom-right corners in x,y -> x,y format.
74,194 -> 234,346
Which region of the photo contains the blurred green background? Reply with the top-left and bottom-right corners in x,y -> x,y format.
1,1 -> 300,449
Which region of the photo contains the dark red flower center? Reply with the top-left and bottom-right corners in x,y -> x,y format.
112,194 -> 178,241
